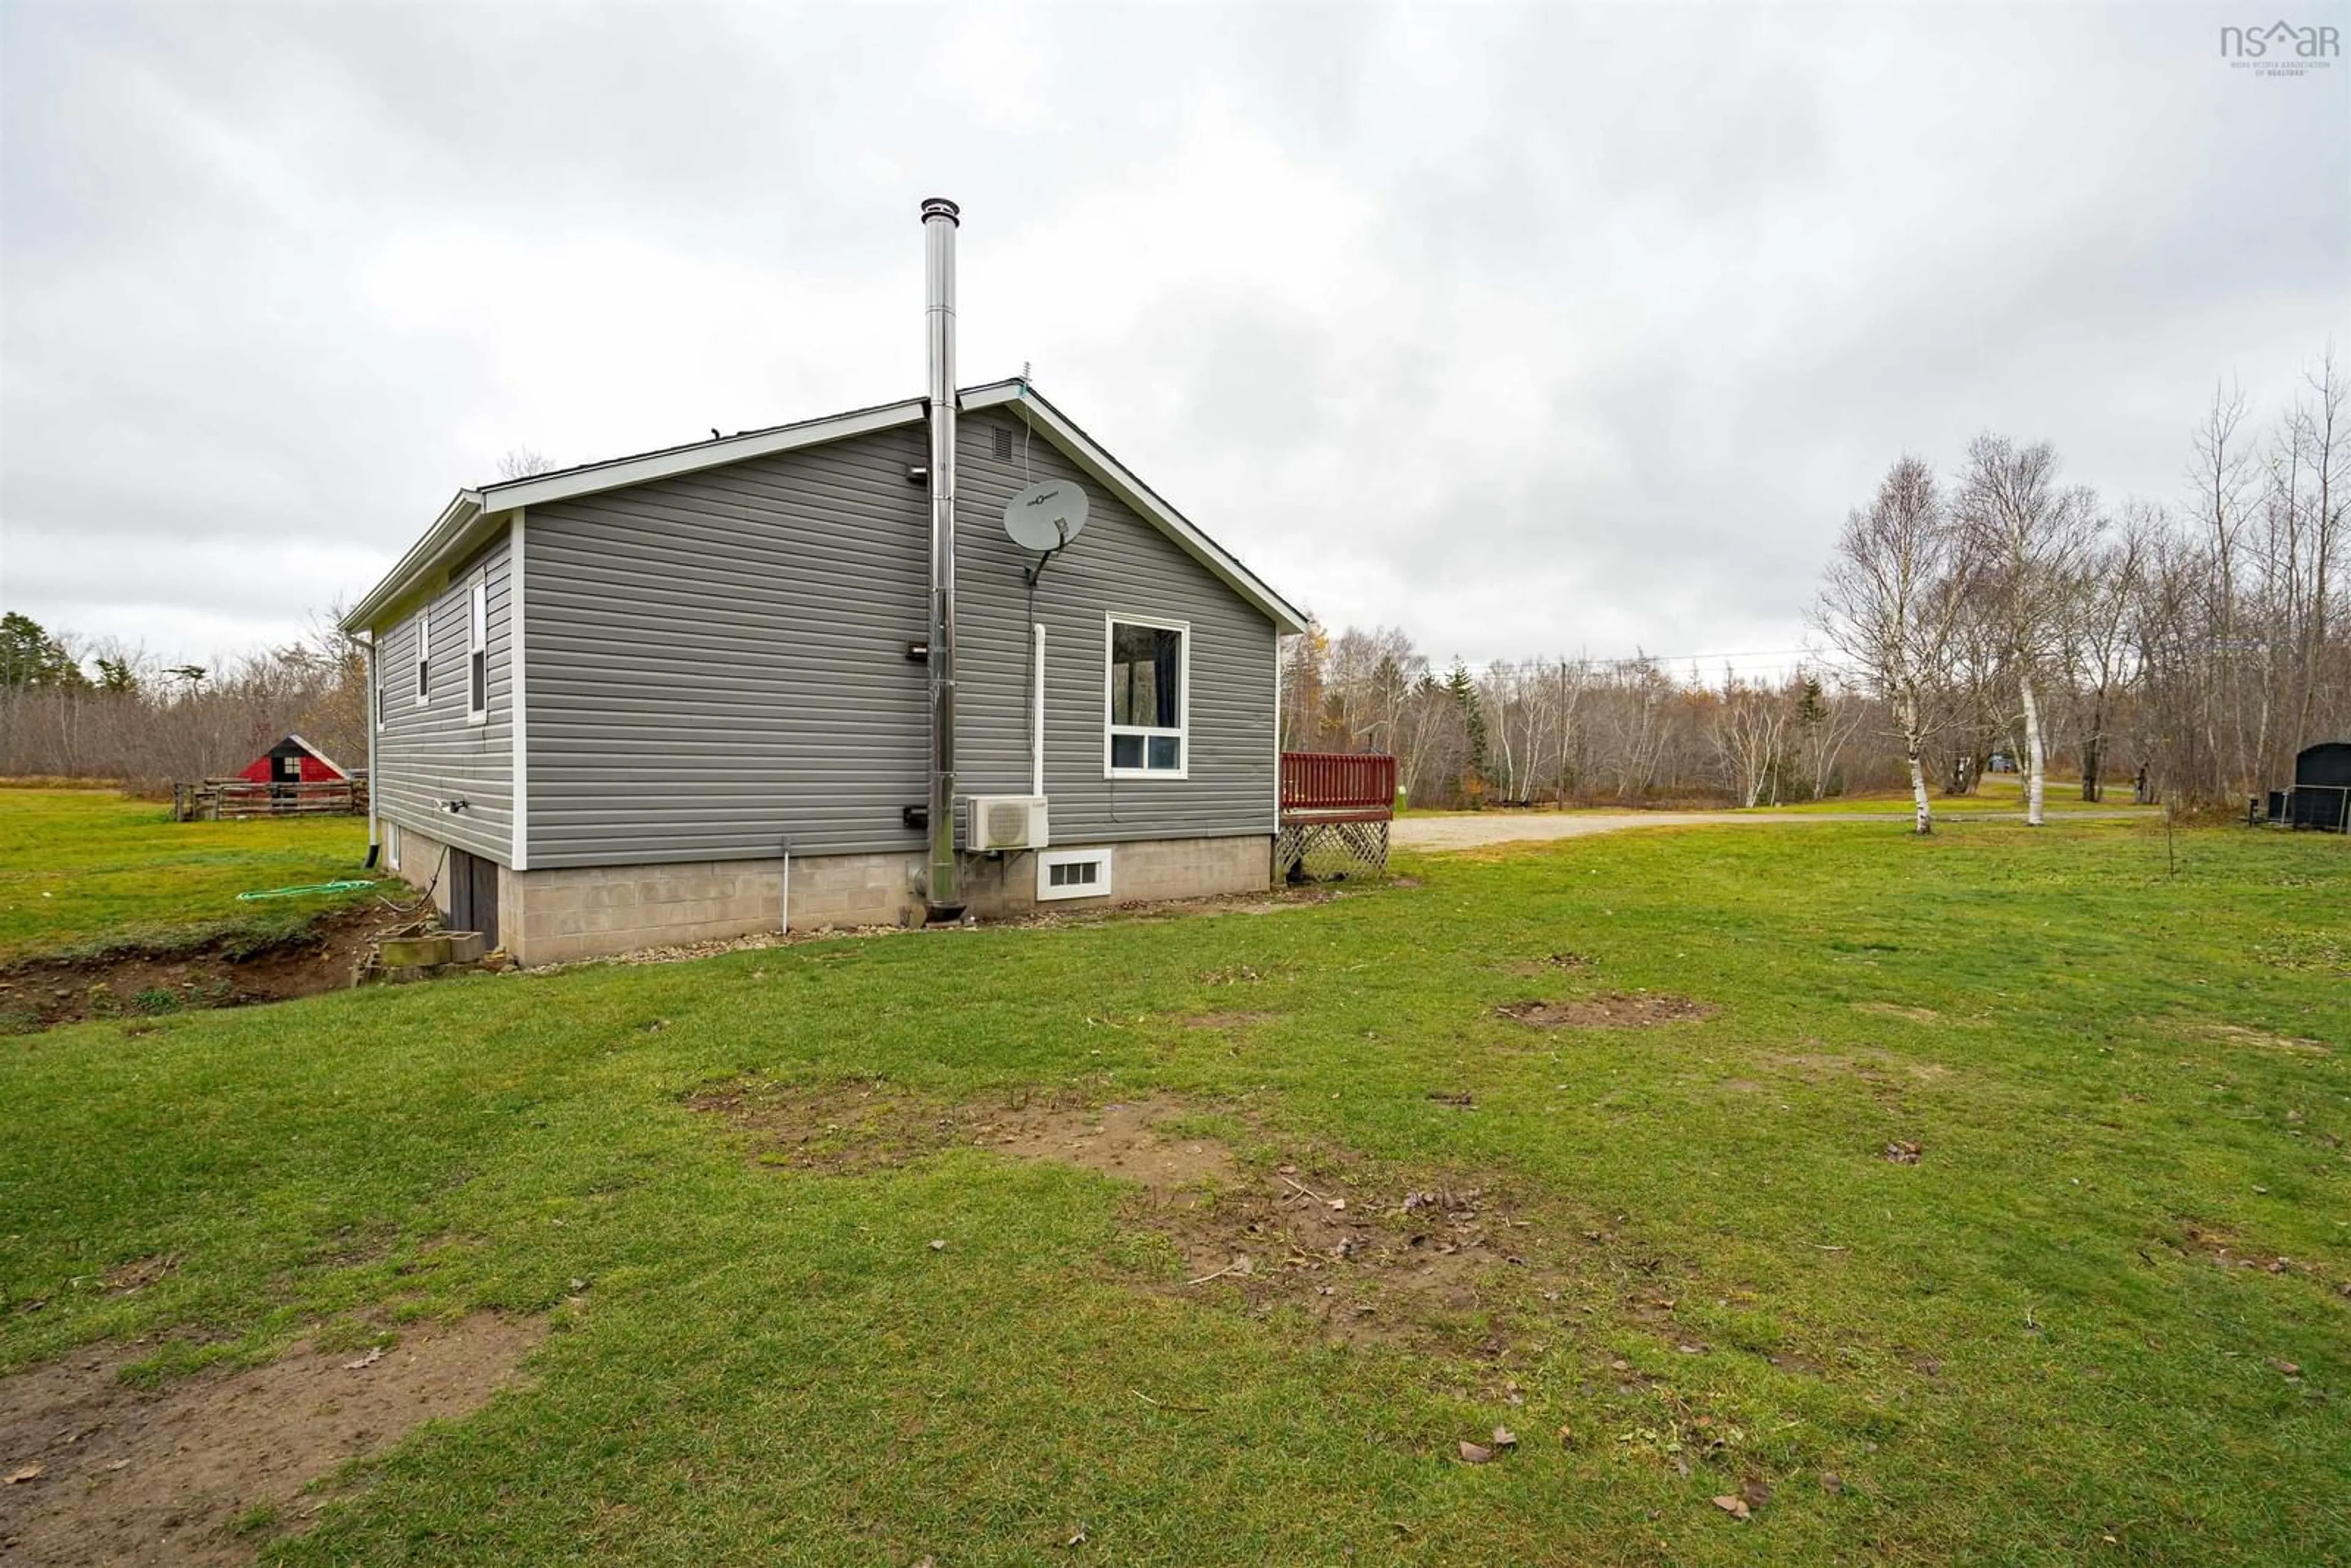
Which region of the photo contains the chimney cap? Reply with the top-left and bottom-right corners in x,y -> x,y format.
920,197 -> 960,225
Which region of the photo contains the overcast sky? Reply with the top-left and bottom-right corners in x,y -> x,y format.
3,2 -> 2345,676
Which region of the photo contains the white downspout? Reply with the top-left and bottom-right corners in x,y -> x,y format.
364,631 -> 380,866
1032,622 -> 1047,797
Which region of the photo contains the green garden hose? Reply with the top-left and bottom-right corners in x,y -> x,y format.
234,879 -> 377,901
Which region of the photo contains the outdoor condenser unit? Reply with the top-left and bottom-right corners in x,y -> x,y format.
961,795 -> 1050,853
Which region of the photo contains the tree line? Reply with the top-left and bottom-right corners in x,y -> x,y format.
1280,625 -> 1884,809
1284,350 -> 2347,823
0,610 -> 366,796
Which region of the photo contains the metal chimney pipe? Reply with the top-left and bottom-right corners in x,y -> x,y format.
920,196 -> 962,919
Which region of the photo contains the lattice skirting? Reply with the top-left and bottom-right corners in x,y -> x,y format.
1278,819 -> 1390,882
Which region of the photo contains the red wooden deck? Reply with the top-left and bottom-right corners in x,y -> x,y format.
1280,752 -> 1397,824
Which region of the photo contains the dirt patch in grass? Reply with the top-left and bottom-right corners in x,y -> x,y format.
1179,1011 -> 1276,1030
0,900 -> 421,1035
0,1312 -> 544,1567
692,1081 -> 1575,1349
2200,1023 -> 2333,1056
1851,1001 -> 1942,1024
100,1255 -> 181,1296
1198,964 -> 1291,987
2174,1219 -> 2318,1279
1500,952 -> 1595,978
1494,993 -> 1717,1029
1764,1051 -> 1952,1083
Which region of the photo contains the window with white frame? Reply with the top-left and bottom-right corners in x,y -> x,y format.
1104,617 -> 1186,776
1037,847 -> 1112,901
414,607 -> 432,704
466,577 -> 488,723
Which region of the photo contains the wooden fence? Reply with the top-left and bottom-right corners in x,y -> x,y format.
173,777 -> 370,822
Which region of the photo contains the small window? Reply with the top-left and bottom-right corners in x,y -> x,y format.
1038,847 -> 1112,901
466,577 -> 488,724
1106,617 -> 1186,777
414,608 -> 432,704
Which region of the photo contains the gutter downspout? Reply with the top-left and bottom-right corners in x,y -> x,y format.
1032,623 -> 1047,797
922,195 -> 963,920
362,631 -> 381,868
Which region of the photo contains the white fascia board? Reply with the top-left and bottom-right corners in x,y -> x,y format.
967,383 -> 1310,636
344,490 -> 484,632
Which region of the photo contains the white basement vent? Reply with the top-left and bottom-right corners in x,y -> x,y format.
1037,847 -> 1111,901
964,794 -> 1049,852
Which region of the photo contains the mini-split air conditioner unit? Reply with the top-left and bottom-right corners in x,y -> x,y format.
962,794 -> 1049,853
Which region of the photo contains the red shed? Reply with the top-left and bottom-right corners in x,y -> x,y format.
236,733 -> 350,786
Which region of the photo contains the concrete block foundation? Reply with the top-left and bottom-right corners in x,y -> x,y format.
383,822 -> 1273,966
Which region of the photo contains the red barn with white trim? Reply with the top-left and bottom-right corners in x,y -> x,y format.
234,734 -> 350,786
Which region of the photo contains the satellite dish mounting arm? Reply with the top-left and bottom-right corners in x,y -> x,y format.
1023,525 -> 1072,587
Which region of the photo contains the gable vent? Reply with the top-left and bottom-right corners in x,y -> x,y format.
992,424 -> 1014,460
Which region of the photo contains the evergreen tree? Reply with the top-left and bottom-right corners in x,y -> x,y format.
0,612 -> 83,689
1446,658 -> 1488,779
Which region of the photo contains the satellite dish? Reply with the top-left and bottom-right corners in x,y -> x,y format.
1002,478 -> 1089,553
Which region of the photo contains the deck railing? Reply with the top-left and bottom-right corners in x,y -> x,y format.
1279,752 -> 1397,824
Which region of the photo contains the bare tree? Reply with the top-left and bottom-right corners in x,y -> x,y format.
2068,505 -> 2151,800
497,447 -> 559,480
1709,673 -> 1791,807
1956,435 -> 2101,825
2186,383 -> 2259,792
1815,456 -> 1976,834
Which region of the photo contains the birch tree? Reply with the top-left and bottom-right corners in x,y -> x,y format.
1815,456 -> 1975,834
1957,435 -> 2100,825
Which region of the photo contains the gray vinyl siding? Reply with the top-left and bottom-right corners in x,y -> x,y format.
953,411 -> 1278,842
372,535 -> 514,865
517,411 -> 1278,868
523,426 -> 932,866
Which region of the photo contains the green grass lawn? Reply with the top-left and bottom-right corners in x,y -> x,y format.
0,789 -> 380,962
2,819 -> 2345,1563
1754,774 -> 2151,815
1401,773 -> 2150,818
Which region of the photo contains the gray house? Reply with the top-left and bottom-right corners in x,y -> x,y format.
342,362 -> 1307,965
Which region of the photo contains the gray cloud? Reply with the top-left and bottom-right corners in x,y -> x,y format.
3,1 -> 2344,672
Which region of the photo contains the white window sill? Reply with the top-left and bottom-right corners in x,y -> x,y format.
465,710 -> 488,727
1104,768 -> 1188,781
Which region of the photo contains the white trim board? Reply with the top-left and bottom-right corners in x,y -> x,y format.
509,510 -> 530,870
